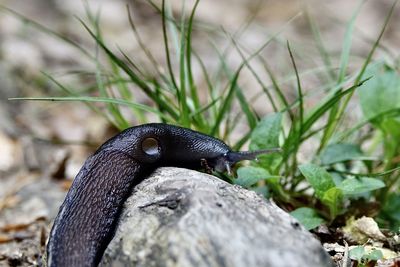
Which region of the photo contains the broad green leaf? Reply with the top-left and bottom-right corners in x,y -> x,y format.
359,67 -> 400,163
330,172 -> 345,187
265,177 -> 291,202
299,164 -> 336,199
379,193 -> 400,231
319,143 -> 373,165
380,118 -> 400,161
363,249 -> 383,261
381,117 -> 400,138
235,166 -> 278,188
338,177 -> 385,195
322,187 -> 343,218
252,185 -> 270,198
290,207 -> 325,230
359,70 -> 400,121
249,113 -> 282,171
349,246 -> 365,261
250,113 -> 282,150
256,153 -> 283,173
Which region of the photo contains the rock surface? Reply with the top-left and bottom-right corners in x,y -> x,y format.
100,167 -> 334,267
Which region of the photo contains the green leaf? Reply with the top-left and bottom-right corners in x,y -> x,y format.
381,117 -> 400,136
298,164 -> 336,199
265,177 -> 291,202
379,193 -> 400,231
250,113 -> 282,171
321,187 -> 343,218
363,249 -> 383,261
235,166 -> 278,188
338,177 -> 385,195
380,117 -> 400,163
319,143 -> 373,165
359,70 -> 400,121
349,246 -> 365,261
290,207 -> 325,230
302,78 -> 369,133
250,113 -> 282,150
251,185 -> 270,198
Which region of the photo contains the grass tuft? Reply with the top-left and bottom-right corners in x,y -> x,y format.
6,0 -> 400,232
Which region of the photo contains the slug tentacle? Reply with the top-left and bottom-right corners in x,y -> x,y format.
227,148 -> 282,162
47,123 -> 280,266
211,148 -> 281,173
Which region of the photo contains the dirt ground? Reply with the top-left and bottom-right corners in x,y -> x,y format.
0,0 -> 399,266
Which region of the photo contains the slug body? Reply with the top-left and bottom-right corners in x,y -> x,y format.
47,123 -> 277,267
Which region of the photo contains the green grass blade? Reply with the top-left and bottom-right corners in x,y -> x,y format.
302,77 -> 371,132
86,10 -> 130,129
78,18 -> 179,120
210,13 -> 301,136
127,5 -> 163,78
210,70 -> 239,136
337,108 -> 400,142
317,0 -> 364,149
354,0 -> 398,84
9,96 -> 171,121
330,0 -> 398,141
177,1 -> 190,127
305,8 -> 335,82
337,0 -> 365,84
185,0 -> 206,128
287,41 -> 304,133
40,72 -> 120,128
0,6 -> 94,60
227,32 -> 277,112
161,0 -> 179,91
260,60 -> 294,122
286,41 -> 304,175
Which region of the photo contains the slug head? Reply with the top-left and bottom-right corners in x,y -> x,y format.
210,148 -> 281,174
100,123 -> 281,173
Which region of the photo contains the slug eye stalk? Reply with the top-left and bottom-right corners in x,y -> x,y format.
214,148 -> 282,174
229,148 -> 282,162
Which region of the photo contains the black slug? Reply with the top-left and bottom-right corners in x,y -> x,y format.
46,123 -> 278,267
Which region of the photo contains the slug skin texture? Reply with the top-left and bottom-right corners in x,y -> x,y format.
47,123 -> 278,267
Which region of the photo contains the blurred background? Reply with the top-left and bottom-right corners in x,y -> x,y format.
0,0 -> 399,265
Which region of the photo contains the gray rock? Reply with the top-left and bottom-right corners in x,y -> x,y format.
100,167 -> 333,267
